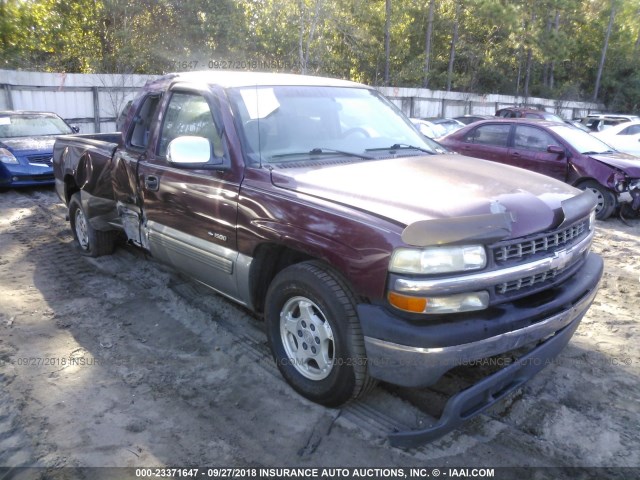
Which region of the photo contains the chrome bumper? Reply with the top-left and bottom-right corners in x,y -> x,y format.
365,279 -> 599,388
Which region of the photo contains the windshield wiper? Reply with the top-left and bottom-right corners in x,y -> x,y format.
271,147 -> 374,160
366,143 -> 435,154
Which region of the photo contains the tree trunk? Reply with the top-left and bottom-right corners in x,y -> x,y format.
524,48 -> 533,99
384,0 -> 391,86
516,45 -> 523,96
298,0 -> 306,73
446,0 -> 460,92
550,11 -> 560,90
423,0 -> 434,88
634,9 -> 640,54
523,12 -> 535,100
543,16 -> 552,88
297,0 -> 323,74
593,2 -> 616,102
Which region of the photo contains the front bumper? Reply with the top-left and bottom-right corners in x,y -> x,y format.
357,252 -> 602,446
0,162 -> 54,187
387,312 -> 584,447
358,253 -> 602,387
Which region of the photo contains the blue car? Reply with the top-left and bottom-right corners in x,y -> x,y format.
0,111 -> 77,188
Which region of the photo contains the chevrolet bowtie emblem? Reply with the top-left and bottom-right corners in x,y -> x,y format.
550,249 -> 572,271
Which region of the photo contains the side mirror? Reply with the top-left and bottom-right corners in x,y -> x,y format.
71,126 -> 80,133
167,136 -> 216,166
547,145 -> 565,157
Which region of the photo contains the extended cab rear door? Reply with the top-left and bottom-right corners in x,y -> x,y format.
137,84 -> 246,302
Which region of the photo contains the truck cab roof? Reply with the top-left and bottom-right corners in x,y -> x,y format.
147,71 -> 366,91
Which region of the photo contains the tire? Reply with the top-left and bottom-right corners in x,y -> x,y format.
619,201 -> 640,219
265,261 -> 376,407
578,180 -> 616,220
68,193 -> 116,257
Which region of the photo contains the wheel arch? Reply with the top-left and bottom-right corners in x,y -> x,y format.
249,243 -> 315,314
249,243 -> 364,315
64,174 -> 80,205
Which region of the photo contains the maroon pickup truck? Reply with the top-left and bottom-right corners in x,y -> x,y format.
53,71 -> 603,447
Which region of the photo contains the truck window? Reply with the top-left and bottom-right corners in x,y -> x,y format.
130,95 -> 160,149
157,92 -> 224,159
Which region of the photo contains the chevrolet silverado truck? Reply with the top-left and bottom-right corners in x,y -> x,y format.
53,71 -> 603,447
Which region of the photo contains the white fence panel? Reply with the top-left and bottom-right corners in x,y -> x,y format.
1,69 -> 604,133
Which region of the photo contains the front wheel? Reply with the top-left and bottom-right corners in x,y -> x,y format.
578,180 -> 616,220
265,261 -> 375,407
69,193 -> 116,257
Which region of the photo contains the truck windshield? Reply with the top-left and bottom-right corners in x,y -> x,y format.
229,85 -> 440,163
0,114 -> 73,138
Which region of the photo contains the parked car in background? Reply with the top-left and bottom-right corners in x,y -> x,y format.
591,121 -> 640,156
439,118 -> 640,219
565,119 -> 591,132
453,114 -> 493,125
581,114 -> 638,132
424,117 -> 465,136
0,111 -> 77,189
410,118 -> 447,139
496,107 -> 564,122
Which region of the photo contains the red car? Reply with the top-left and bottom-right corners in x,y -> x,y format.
440,118 -> 640,219
495,107 -> 564,122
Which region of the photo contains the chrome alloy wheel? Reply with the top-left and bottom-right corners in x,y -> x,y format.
279,296 -> 335,381
585,186 -> 605,215
74,208 -> 90,250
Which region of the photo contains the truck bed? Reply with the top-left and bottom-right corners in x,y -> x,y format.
53,132 -> 122,206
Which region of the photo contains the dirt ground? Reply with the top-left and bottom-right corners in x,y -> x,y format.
0,187 -> 638,479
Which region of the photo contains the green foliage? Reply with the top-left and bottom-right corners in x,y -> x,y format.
1,0 -> 639,112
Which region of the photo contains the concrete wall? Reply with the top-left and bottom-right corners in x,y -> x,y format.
377,86 -> 602,120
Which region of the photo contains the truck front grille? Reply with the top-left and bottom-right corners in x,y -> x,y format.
493,220 -> 588,263
490,218 -> 592,300
497,266 -> 565,294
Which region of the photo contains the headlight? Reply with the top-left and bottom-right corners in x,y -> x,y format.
389,245 -> 486,274
388,291 -> 489,314
0,148 -> 18,164
588,209 -> 596,230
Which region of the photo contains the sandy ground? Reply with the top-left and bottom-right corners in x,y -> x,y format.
0,187 -> 638,479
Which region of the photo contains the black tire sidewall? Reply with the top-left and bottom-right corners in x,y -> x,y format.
265,264 -> 363,407
69,193 -> 92,254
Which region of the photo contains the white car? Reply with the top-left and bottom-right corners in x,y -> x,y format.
410,118 -> 447,139
591,121 -> 640,156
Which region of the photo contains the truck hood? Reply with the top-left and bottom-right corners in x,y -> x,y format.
590,152 -> 640,177
270,154 -> 585,239
0,136 -> 56,153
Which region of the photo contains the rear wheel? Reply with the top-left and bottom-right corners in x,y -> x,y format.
265,261 -> 375,407
69,193 -> 116,257
578,180 -> 616,220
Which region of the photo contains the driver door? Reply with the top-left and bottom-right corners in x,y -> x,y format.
138,88 -> 243,301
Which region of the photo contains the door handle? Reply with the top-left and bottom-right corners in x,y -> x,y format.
144,175 -> 159,191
